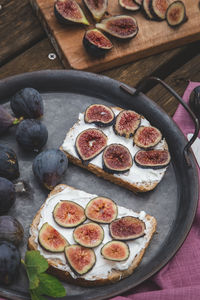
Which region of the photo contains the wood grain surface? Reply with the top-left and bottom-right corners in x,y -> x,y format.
29,0 -> 200,72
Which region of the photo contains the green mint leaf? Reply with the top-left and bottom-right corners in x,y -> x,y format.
25,251 -> 49,274
28,272 -> 39,290
30,290 -> 47,300
36,273 -> 66,298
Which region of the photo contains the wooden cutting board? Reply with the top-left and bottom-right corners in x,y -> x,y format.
29,0 -> 200,72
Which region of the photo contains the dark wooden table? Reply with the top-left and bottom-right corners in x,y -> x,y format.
0,0 -> 200,116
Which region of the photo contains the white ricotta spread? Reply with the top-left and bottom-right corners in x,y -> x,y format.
62,109 -> 168,185
31,186 -> 155,280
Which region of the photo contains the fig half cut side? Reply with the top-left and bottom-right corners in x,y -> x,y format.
85,197 -> 118,223
166,1 -> 187,27
53,201 -> 86,228
119,0 -> 140,11
134,149 -> 171,169
75,128 -> 107,163
103,144 -> 133,173
54,0 -> 89,25
83,30 -> 113,57
110,216 -> 145,240
73,222 -> 104,248
96,15 -> 139,39
84,104 -> 115,126
150,0 -> 169,21
83,0 -> 108,22
38,223 -> 68,252
101,240 -> 130,261
65,244 -> 96,275
133,126 -> 162,149
114,110 -> 141,138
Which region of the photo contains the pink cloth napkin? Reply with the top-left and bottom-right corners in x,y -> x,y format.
112,81 -> 200,300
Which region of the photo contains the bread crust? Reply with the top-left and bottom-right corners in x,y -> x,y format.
28,184 -> 157,286
60,106 -> 168,193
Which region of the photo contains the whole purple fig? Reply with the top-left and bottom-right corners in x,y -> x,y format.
0,106 -> 21,136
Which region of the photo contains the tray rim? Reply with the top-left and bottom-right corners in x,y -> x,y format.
0,70 -> 199,300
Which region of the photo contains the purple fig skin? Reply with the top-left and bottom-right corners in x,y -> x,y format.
0,106 -> 21,136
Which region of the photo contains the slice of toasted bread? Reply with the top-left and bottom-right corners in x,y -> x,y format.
28,184 -> 157,286
61,106 -> 169,193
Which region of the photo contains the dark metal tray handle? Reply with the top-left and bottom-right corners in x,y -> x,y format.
120,76 -> 200,167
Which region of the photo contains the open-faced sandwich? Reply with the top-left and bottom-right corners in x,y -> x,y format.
28,184 -> 157,286
61,105 -> 171,193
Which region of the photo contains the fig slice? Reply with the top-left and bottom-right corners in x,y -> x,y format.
142,0 -> 154,19
114,110 -> 141,138
166,1 -> 187,27
150,0 -> 169,21
103,144 -> 133,173
85,197 -> 118,223
73,222 -> 104,248
65,244 -> 96,275
53,201 -> 86,228
134,0 -> 143,5
75,128 -> 107,162
101,241 -> 130,261
84,104 -> 115,126
133,126 -> 162,149
119,0 -> 140,11
96,15 -> 138,39
83,29 -> 113,57
134,149 -> 171,169
38,223 -> 68,252
83,0 -> 108,22
54,0 -> 89,25
110,216 -> 145,240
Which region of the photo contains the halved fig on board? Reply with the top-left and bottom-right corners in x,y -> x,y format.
75,128 -> 107,163
96,15 -> 138,39
166,1 -> 187,27
54,0 -> 89,25
103,144 -> 133,173
53,201 -> 86,228
110,216 -> 145,240
119,0 -> 140,11
84,104 -> 115,126
73,222 -> 104,248
101,240 -> 130,261
150,0 -> 169,21
142,0 -> 154,19
83,0 -> 108,21
134,149 -> 170,169
85,197 -> 118,223
114,110 -> 141,138
38,223 -> 68,252
133,126 -> 162,149
83,29 -> 113,57
65,244 -> 96,275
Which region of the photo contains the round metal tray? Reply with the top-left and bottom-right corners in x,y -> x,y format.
0,70 -> 198,300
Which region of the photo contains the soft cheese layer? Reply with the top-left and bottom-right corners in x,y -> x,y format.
62,109 -> 167,184
31,186 -> 155,280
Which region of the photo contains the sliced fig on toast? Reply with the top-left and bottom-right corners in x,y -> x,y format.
114,110 -> 141,138
83,0 -> 108,22
119,0 -> 140,11
75,128 -> 107,163
101,240 -> 130,261
54,0 -> 89,25
73,222 -> 104,248
110,216 -> 145,240
134,149 -> 170,169
133,126 -> 162,149
53,201 -> 86,228
38,223 -> 68,252
84,104 -> 115,126
85,197 -> 118,223
166,1 -> 187,27
65,244 -> 96,275
103,144 -> 133,173
150,0 -> 169,21
142,0 -> 154,19
96,15 -> 138,39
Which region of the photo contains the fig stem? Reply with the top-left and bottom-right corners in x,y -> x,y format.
13,116 -> 23,125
